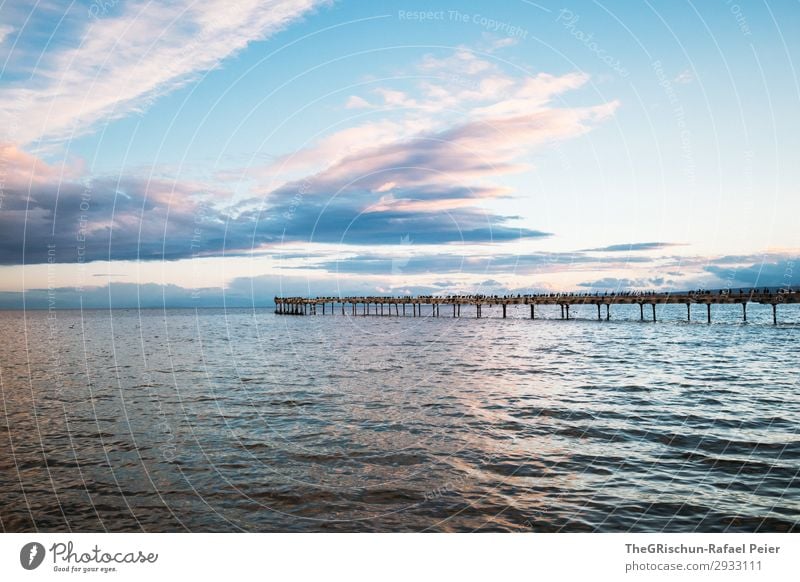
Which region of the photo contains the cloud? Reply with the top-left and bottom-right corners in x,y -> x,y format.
210,49 -> 617,261
3,252 -> 798,308
345,95 -> 372,109
419,49 -> 496,76
0,0 -> 326,145
0,24 -> 13,45
673,70 -> 694,84
585,242 -> 686,252
240,118 -> 427,183
0,143 -> 84,185
484,36 -> 519,51
472,73 -> 591,117
306,249 -> 653,276
0,143 -> 547,265
0,282 -> 233,309
239,61 -> 617,249
577,276 -> 673,290
0,174 -> 215,264
250,52 -> 610,186
576,254 -> 800,291
0,47 -> 616,266
704,259 -> 798,289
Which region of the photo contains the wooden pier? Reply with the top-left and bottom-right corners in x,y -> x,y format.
274,290 -> 798,324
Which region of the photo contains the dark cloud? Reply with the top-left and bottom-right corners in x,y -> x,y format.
704,259 -> 797,289
576,275 -> 680,290
584,242 -> 685,252
0,175 -> 246,265
310,250 -> 653,276
0,283 -> 225,310
0,166 -> 547,266
264,200 -> 549,247
576,257 -> 800,291
577,277 -> 644,290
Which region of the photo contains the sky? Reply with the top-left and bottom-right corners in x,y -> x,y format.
0,0 -> 798,308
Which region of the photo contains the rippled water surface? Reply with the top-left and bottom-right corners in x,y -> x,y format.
1,305 -> 798,532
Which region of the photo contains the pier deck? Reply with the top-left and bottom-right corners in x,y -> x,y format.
275,290 -> 798,324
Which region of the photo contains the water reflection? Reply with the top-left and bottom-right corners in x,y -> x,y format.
0,306 -> 798,532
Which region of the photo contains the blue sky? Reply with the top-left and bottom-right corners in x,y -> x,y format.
0,0 -> 798,307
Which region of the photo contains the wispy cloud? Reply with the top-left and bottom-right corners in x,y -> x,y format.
244,49 -> 613,186
0,0 -> 326,145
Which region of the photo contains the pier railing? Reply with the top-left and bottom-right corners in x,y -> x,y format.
274,290 -> 798,324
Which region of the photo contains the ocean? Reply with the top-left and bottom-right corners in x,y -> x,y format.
1,305 -> 798,532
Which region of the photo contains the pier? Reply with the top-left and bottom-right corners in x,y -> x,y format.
274,290 -> 798,324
